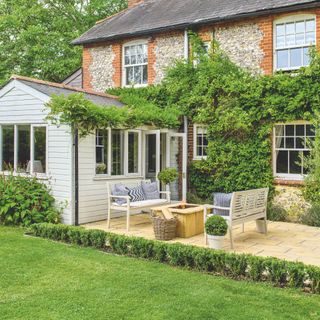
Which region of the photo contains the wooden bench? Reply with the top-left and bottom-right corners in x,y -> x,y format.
107,180 -> 171,232
204,188 -> 269,249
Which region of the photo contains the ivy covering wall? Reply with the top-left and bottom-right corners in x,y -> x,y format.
47,35 -> 320,200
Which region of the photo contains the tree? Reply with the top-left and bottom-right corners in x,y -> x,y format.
0,0 -> 127,85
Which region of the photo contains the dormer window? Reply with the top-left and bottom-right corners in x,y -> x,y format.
123,41 -> 148,87
274,15 -> 316,72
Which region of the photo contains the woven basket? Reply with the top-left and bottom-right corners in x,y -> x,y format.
151,214 -> 177,241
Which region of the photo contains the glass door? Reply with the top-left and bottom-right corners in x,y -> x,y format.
144,130 -> 160,182
166,133 -> 187,201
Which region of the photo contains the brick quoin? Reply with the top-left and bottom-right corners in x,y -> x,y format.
112,44 -> 122,87
82,47 -> 93,90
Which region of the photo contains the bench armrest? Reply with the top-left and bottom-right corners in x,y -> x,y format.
109,195 -> 130,200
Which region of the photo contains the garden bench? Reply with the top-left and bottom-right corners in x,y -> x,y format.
107,180 -> 171,232
204,188 -> 269,249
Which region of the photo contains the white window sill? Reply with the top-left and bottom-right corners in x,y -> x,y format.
274,174 -> 305,181
93,175 -> 144,181
193,156 -> 208,161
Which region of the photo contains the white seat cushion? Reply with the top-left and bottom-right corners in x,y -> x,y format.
112,199 -> 167,208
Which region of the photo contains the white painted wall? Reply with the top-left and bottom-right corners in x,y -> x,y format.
0,83 -> 74,224
78,134 -> 143,224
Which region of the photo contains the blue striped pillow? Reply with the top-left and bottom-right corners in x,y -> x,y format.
128,185 -> 145,202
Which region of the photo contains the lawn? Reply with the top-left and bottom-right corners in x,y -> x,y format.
1,227 -> 320,320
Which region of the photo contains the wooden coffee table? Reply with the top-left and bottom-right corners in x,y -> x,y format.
152,203 -> 204,238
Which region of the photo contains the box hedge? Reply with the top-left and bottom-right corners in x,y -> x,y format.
30,223 -> 320,294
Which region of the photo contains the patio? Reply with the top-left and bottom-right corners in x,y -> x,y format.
84,214 -> 320,267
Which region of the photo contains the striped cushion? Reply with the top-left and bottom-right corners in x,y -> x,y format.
128,185 -> 145,202
213,192 -> 232,216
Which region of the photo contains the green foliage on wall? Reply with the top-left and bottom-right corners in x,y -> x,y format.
47,33 -> 320,198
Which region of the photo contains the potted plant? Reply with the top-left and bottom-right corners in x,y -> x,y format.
157,168 -> 179,187
205,215 -> 228,249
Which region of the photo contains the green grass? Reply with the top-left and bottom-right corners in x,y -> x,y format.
1,227 -> 320,320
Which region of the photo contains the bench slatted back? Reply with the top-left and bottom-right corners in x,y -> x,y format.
230,188 -> 269,221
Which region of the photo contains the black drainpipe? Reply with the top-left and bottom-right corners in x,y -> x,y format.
74,127 -> 79,226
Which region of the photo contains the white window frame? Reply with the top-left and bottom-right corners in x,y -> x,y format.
122,40 -> 148,88
193,124 -> 208,160
0,124 -> 48,177
94,128 -> 142,178
273,14 -> 316,72
273,121 -> 314,181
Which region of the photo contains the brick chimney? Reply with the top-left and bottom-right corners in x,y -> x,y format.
128,0 -> 143,8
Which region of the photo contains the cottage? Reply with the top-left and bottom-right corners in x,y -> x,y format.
1,0 -> 320,225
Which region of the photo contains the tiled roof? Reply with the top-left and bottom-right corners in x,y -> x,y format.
73,0 -> 319,45
11,75 -> 123,107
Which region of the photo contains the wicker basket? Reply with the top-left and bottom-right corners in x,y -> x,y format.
151,214 -> 177,241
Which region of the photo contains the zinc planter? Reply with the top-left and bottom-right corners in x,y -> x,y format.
207,234 -> 225,250
256,219 -> 267,234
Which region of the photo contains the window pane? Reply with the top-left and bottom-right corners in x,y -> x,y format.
306,124 -> 315,136
276,151 -> 288,174
296,125 -> 305,136
306,32 -> 315,44
142,65 -> 148,84
290,48 -> 302,68
285,125 -> 294,136
303,47 -> 310,66
111,130 -> 124,176
277,50 -> 289,69
128,132 -> 139,174
289,151 -> 302,174
295,21 -> 305,34
276,24 -> 285,36
276,136 -> 285,149
286,34 -> 295,46
95,130 -> 108,175
306,19 -> 315,32
286,23 -> 295,35
295,33 -> 305,45
33,127 -> 46,173
17,126 -> 30,173
277,36 -> 285,48
2,125 -> 14,171
303,151 -> 311,174
275,125 -> 284,136
133,66 -> 142,84
296,137 -> 305,149
286,137 -> 294,148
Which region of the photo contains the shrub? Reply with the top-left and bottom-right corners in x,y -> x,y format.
157,168 -> 179,185
29,223 -> 320,294
205,216 -> 228,236
0,174 -> 61,226
267,204 -> 288,222
300,204 -> 320,227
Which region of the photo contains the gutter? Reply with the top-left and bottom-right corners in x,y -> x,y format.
72,1 -> 320,46
73,128 -> 79,226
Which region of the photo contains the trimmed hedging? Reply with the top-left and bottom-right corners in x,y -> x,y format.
29,223 -> 320,294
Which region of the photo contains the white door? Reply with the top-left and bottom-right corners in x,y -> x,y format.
166,132 -> 187,201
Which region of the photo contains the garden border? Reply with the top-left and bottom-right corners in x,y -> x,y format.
29,223 -> 320,294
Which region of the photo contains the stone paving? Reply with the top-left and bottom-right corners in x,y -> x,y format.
84,214 -> 320,267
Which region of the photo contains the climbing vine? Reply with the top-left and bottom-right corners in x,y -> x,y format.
46,34 -> 320,199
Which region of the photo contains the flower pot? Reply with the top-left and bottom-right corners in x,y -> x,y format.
207,234 -> 225,250
256,219 -> 267,234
